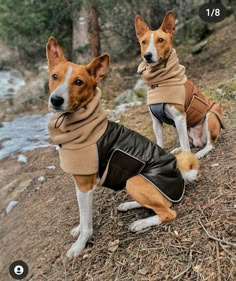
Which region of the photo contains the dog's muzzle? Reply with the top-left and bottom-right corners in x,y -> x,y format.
144,52 -> 153,63
50,95 -> 64,108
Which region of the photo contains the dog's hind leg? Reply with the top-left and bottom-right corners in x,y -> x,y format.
126,175 -> 176,232
195,113 -> 221,159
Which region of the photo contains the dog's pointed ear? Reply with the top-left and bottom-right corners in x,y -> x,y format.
86,54 -> 110,83
46,37 -> 66,70
135,15 -> 150,39
160,11 -> 175,34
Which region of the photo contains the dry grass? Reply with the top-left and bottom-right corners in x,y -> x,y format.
0,111 -> 235,280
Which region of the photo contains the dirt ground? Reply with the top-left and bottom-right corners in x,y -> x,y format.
0,16 -> 236,281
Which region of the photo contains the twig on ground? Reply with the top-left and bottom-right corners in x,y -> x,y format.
216,242 -> 222,281
219,242 -> 236,258
173,250 -> 193,280
198,219 -> 236,247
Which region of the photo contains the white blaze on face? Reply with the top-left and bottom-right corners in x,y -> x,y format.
49,66 -> 72,111
145,32 -> 158,62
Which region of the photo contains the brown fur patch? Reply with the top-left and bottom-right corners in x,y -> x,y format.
175,151 -> 199,172
73,174 -> 97,192
126,175 -> 176,223
207,112 -> 221,144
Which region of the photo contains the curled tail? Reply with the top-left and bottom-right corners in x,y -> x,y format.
175,151 -> 199,183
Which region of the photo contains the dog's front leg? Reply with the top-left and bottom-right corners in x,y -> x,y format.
173,116 -> 190,152
165,105 -> 190,152
66,174 -> 96,259
150,110 -> 164,147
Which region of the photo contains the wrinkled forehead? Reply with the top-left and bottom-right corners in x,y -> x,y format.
140,28 -> 170,42
50,62 -> 90,80
153,29 -> 170,40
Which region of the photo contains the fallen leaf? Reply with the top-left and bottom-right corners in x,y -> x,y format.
193,265 -> 201,273
108,239 -> 119,252
138,268 -> 149,275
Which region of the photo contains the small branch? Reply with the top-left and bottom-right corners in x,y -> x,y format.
219,242 -> 236,258
216,242 -> 222,281
198,219 -> 236,247
173,250 -> 193,280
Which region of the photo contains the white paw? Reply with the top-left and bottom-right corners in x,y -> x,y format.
129,219 -> 148,232
129,216 -> 161,232
117,201 -> 142,212
70,224 -> 80,238
117,203 -> 130,212
171,147 -> 182,154
195,151 -> 205,159
66,240 -> 86,259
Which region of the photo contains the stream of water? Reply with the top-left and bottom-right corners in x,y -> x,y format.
0,71 -> 53,160
0,70 -> 25,98
0,114 -> 52,160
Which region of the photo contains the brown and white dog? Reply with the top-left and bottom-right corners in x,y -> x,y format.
46,37 -> 199,259
135,11 -> 224,159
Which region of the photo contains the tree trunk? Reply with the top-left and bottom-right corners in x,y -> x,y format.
72,0 -> 100,64
88,0 -> 101,58
72,1 -> 90,64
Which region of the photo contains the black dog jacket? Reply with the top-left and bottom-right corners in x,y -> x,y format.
97,121 -> 184,202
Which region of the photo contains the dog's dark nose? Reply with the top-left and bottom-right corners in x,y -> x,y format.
144,52 -> 153,62
50,96 -> 64,107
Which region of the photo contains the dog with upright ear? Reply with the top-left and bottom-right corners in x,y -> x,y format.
135,15 -> 150,38
46,35 -> 110,112
160,11 -> 176,34
46,37 -> 66,70
86,54 -> 110,83
46,36 -> 109,84
135,11 -> 175,38
135,11 -> 224,159
46,36 -> 200,260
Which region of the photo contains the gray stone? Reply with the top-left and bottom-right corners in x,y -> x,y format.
192,40 -> 208,54
17,154 -> 28,163
114,87 -> 145,106
47,165 -> 56,170
37,176 -> 45,182
5,200 -> 18,214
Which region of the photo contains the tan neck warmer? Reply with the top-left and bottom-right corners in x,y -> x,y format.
48,88 -> 108,175
138,49 -> 187,105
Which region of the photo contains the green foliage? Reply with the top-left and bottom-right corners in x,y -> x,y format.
217,81 -> 236,100
0,0 -> 228,67
0,0 -> 81,66
97,0 -> 150,60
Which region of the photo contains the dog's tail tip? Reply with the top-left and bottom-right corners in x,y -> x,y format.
175,151 -> 199,183
180,168 -> 198,183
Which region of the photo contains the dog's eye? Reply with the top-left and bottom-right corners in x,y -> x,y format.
142,40 -> 147,45
52,74 -> 58,80
74,79 -> 84,86
158,38 -> 164,43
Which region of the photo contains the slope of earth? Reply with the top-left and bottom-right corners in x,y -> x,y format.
0,16 -> 235,281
